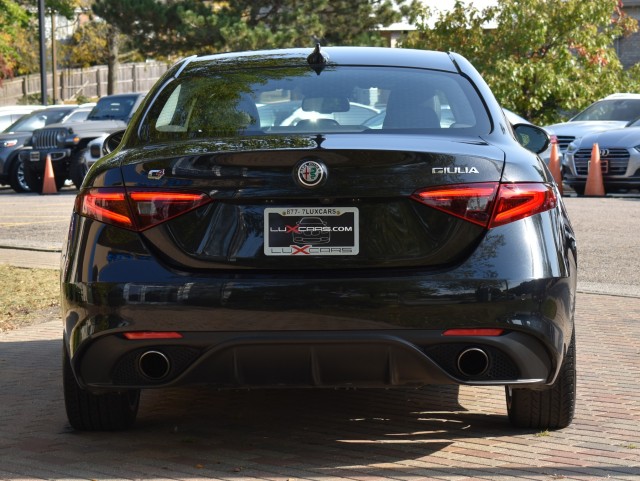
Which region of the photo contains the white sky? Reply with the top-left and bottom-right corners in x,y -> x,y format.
430,0 -> 497,11
385,1 -> 498,30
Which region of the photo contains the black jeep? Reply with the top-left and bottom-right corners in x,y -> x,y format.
20,93 -> 144,192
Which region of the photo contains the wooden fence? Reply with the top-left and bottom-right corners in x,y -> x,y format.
0,61 -> 170,105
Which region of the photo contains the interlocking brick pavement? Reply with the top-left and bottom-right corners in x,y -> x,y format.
1,292 -> 639,480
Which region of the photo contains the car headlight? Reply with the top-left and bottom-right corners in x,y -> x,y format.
56,131 -> 67,147
634,145 -> 640,153
1,139 -> 18,148
60,129 -> 80,147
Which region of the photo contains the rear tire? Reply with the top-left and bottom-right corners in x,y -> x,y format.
506,332 -> 576,429
23,162 -> 43,193
8,158 -> 31,193
63,343 -> 140,431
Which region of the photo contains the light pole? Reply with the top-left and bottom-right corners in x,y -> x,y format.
38,0 -> 47,105
51,12 -> 57,104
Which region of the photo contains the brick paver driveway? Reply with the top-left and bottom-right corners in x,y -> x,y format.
1,292 -> 639,480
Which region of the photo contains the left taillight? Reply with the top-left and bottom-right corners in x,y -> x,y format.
411,182 -> 557,228
76,188 -> 212,231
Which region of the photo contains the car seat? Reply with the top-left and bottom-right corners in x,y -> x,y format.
383,91 -> 440,129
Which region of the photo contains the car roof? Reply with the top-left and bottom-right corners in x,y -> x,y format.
603,93 -> 640,100
181,47 -> 458,76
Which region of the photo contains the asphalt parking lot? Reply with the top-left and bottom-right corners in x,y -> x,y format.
1,186 -> 639,480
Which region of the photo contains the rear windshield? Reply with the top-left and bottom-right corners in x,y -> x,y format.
572,99 -> 640,122
88,95 -> 139,121
139,66 -> 490,142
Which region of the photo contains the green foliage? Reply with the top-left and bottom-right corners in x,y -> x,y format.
0,0 -> 81,80
403,0 -> 640,125
62,17 -> 109,68
92,0 -> 413,59
0,0 -> 30,79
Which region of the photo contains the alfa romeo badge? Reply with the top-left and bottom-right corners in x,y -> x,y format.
295,159 -> 327,188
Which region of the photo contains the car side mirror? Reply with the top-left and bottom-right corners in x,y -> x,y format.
513,123 -> 550,154
102,130 -> 125,155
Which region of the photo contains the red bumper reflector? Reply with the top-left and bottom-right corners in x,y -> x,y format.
123,332 -> 183,340
443,328 -> 504,336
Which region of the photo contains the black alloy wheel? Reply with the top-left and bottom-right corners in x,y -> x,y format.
8,158 -> 31,193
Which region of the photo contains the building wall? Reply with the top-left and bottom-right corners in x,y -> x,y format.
618,4 -> 640,68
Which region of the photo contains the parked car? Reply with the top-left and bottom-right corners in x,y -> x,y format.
19,93 -> 145,192
544,93 -> 640,157
0,104 -> 94,192
0,105 -> 41,132
80,134 -> 109,171
563,117 -> 640,194
61,46 -> 576,432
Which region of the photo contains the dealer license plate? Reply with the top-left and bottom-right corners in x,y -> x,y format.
264,207 -> 359,256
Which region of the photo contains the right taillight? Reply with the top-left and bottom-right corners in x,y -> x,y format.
411,182 -> 557,228
491,183 -> 557,227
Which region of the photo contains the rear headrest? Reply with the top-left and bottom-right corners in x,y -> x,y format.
383,91 -> 440,129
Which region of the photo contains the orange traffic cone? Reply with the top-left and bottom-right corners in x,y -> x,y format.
41,154 -> 58,195
584,143 -> 605,196
548,138 -> 563,195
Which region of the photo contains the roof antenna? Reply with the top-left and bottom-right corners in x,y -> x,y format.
307,43 -> 328,75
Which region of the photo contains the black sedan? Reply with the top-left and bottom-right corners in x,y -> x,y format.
61,46 -> 577,431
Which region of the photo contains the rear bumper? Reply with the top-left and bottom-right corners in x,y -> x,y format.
78,329 -> 552,391
61,209 -> 577,392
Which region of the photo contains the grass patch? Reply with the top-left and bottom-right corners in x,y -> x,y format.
0,265 -> 59,332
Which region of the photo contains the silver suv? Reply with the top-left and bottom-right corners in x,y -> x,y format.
544,93 -> 640,158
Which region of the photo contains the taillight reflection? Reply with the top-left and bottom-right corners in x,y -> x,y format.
77,188 -> 212,231
412,182 -> 557,228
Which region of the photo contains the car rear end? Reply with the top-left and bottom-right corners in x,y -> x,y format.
61,47 -> 577,430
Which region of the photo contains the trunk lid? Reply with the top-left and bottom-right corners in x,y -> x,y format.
119,134 -> 505,270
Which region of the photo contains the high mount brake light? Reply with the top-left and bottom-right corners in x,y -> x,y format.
76,188 -> 212,231
412,182 -> 557,228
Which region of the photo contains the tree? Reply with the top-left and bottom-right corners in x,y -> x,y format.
91,0 -> 185,93
217,0 -> 412,50
0,0 -> 83,82
402,0 -> 640,124
90,0 -> 417,92
63,17 -> 109,68
0,0 -> 30,81
93,0 -> 418,58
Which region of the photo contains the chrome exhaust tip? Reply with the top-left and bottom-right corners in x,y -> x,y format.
457,347 -> 489,377
138,350 -> 171,380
